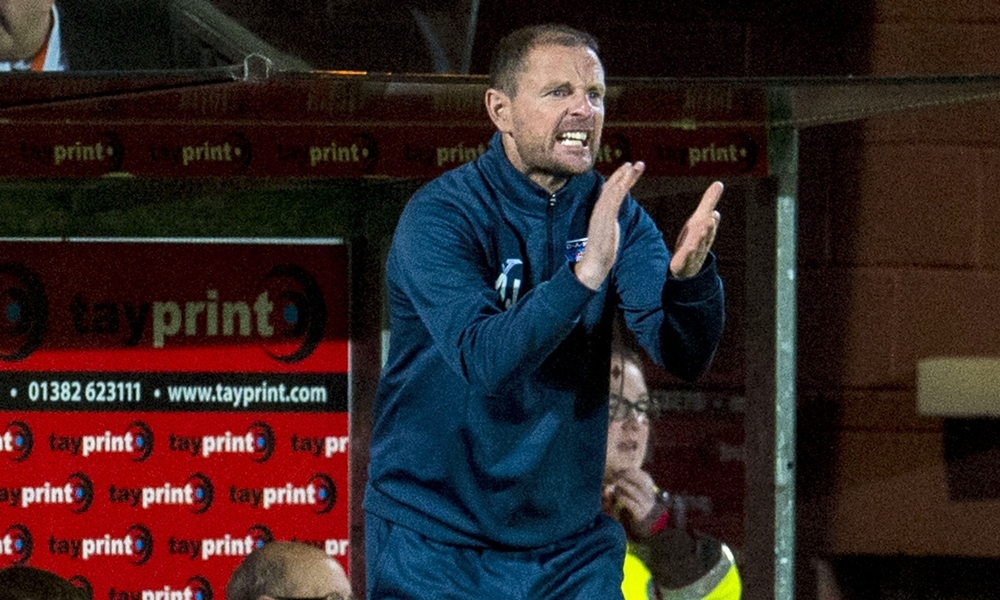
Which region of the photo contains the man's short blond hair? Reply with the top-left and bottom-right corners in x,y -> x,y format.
488,24 -> 600,97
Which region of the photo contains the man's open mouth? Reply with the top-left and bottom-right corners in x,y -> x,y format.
557,131 -> 589,147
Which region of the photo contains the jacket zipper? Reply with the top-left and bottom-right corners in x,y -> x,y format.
546,193 -> 557,278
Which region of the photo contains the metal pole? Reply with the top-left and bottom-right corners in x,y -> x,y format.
767,87 -> 799,600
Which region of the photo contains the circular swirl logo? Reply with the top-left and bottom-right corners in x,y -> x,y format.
309,473 -> 338,515
0,264 -> 48,362
187,473 -> 214,514
67,472 -> 95,514
246,524 -> 274,551
354,132 -> 380,173
2,524 -> 33,565
262,264 -> 327,364
186,575 -> 214,600
125,524 -> 154,566
126,421 -> 154,463
247,421 -> 275,463
4,421 -> 33,462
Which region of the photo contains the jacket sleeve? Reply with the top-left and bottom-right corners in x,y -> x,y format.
612,197 -> 725,381
387,187 -> 595,392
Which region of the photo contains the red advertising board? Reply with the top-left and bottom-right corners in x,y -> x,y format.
0,74 -> 767,595
0,76 -> 769,180
0,239 -> 349,600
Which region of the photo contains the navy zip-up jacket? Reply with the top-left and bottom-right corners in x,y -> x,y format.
364,132 -> 724,549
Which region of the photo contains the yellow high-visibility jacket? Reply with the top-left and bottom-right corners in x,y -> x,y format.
622,542 -> 742,600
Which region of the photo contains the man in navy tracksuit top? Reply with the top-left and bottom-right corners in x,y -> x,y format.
364,24 -> 726,599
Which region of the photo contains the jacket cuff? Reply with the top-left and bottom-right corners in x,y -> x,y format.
664,252 -> 722,304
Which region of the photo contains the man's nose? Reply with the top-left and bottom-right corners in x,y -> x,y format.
569,92 -> 595,117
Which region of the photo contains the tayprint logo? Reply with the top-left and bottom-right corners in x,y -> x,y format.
76,263 -> 325,365
291,537 -> 350,558
2,420 -> 33,462
1,524 -> 33,565
170,422 -> 275,462
169,524 -> 273,561
201,533 -> 267,560
3,472 -> 95,512
290,132 -> 380,172
148,132 -> 252,172
261,264 -> 327,364
49,420 -> 154,462
47,132 -> 126,171
199,527 -> 267,561
436,141 -> 487,168
0,263 -> 48,362
495,258 -> 523,309
565,238 -> 587,263
290,434 -> 349,458
48,524 -> 153,564
111,576 -> 213,600
108,473 -> 214,514
228,472 -> 337,513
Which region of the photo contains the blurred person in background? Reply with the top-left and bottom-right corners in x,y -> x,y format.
226,541 -> 352,600
604,347 -> 742,600
0,565 -> 87,600
1,0 -> 218,73
0,0 -> 64,71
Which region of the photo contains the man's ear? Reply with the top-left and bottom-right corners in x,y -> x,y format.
485,88 -> 512,132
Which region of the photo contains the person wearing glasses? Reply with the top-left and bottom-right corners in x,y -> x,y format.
604,349 -> 742,600
226,541 -> 352,600
365,22 -> 725,599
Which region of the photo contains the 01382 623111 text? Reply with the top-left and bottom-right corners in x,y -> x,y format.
23,380 -> 142,403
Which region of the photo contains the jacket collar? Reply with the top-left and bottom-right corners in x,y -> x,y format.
478,132 -> 598,217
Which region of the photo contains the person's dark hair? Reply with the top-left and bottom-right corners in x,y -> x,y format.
610,310 -> 642,386
610,345 -> 642,388
0,565 -> 87,600
488,24 -> 599,96
609,310 -> 661,420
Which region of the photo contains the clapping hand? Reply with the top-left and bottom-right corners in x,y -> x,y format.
669,181 -> 723,279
